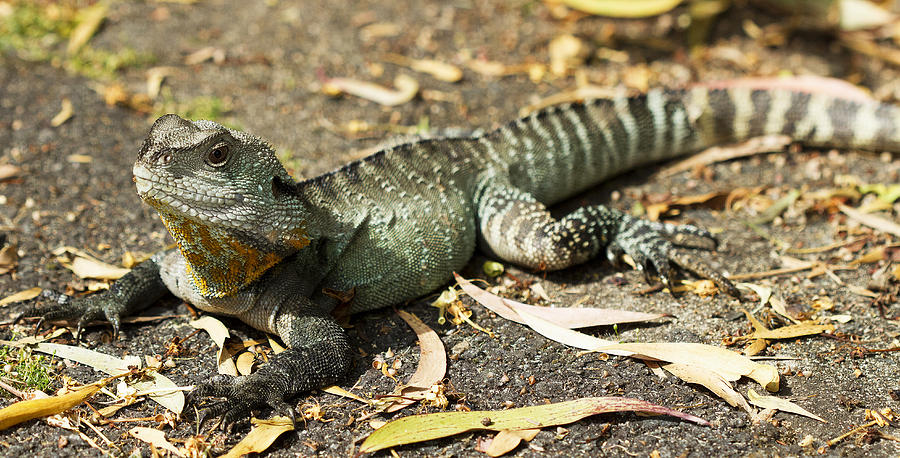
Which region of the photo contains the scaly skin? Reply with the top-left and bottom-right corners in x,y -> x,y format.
21,86 -> 900,426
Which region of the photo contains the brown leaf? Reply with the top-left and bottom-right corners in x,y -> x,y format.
383,310 -> 447,413
485,429 -> 541,457
0,244 -> 18,275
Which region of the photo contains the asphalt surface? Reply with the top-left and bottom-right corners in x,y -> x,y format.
1,1 -> 899,456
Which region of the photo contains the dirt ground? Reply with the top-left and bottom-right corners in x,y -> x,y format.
1,1 -> 900,456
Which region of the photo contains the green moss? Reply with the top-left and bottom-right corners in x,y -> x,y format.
152,88 -> 233,123
0,1 -> 154,80
0,345 -> 54,394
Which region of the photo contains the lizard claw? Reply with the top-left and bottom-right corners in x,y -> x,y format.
18,293 -> 123,342
610,216 -> 738,297
187,373 -> 297,431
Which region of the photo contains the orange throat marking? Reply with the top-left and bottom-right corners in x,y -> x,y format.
156,211 -> 308,298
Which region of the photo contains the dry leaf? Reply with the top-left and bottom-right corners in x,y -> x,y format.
67,3 -> 107,54
663,362 -> 753,413
189,316 -> 238,376
383,310 -> 447,413
406,58 -> 463,82
839,204 -> 900,237
0,381 -> 105,430
0,340 -> 185,414
742,310 -> 834,340
220,416 -> 295,458
359,397 -> 707,454
67,256 -> 130,280
67,154 -> 92,163
130,427 -> 185,457
0,244 -> 18,275
51,98 -> 74,127
236,351 -> 256,376
0,287 -> 42,307
561,0 -> 684,17
324,74 -> 419,106
321,385 -> 371,404
485,428 -> 541,457
0,164 -> 23,182
184,46 -> 225,65
455,274 -> 665,328
747,389 -> 826,422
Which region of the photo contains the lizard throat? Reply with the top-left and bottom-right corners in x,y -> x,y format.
156,210 -> 309,298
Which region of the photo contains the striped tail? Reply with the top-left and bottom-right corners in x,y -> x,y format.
484,87 -> 900,204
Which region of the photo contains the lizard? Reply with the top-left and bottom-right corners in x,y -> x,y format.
20,83 -> 900,426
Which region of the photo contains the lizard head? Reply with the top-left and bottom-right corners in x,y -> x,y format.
133,114 -> 310,297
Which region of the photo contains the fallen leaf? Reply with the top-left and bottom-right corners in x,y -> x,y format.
130,427 -> 185,457
66,256 -> 130,280
456,274 -> 665,328
146,66 -> 177,99
840,0 -> 895,31
324,74 -> 419,106
0,380 -> 105,430
747,389 -> 826,422
485,428 -> 541,457
0,340 -> 185,414
662,363 -> 753,414
190,316 -> 238,376
383,310 -> 447,413
220,416 -> 295,458
67,154 -> 92,164
321,385 -> 371,404
67,3 -> 107,54
561,0 -> 684,17
839,204 -> 900,237
742,310 -> 834,340
0,244 -> 18,275
595,342 -> 780,392
184,46 -> 225,65
51,98 -> 74,127
0,164 -> 23,182
358,397 -> 707,454
235,351 -> 256,376
0,287 -> 42,307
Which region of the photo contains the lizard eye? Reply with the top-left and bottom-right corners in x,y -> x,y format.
206,143 -> 230,167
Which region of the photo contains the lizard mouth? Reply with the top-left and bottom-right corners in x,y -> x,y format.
133,163 -> 237,217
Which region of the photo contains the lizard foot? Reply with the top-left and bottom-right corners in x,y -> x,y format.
609,216 -> 740,297
15,292 -> 124,341
187,373 -> 297,431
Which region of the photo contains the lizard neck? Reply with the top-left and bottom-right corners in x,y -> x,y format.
156,205 -> 311,298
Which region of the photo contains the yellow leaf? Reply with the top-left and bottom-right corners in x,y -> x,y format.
0,381 -> 104,430
220,416 -> 294,458
0,287 -> 42,307
561,0 -> 684,17
190,316 -> 238,376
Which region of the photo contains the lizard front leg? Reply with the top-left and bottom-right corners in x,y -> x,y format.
187,298 -> 352,427
17,250 -> 175,339
475,178 -> 739,296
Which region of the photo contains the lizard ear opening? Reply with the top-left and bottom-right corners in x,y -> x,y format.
271,175 -> 296,200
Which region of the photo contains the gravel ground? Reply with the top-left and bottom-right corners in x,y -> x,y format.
1,1 -> 899,456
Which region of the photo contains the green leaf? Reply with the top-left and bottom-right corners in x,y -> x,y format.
358,397 -> 707,454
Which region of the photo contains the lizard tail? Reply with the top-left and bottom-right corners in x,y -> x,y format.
484,86 -> 900,204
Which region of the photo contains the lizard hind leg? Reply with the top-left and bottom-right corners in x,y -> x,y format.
475,180 -> 738,295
